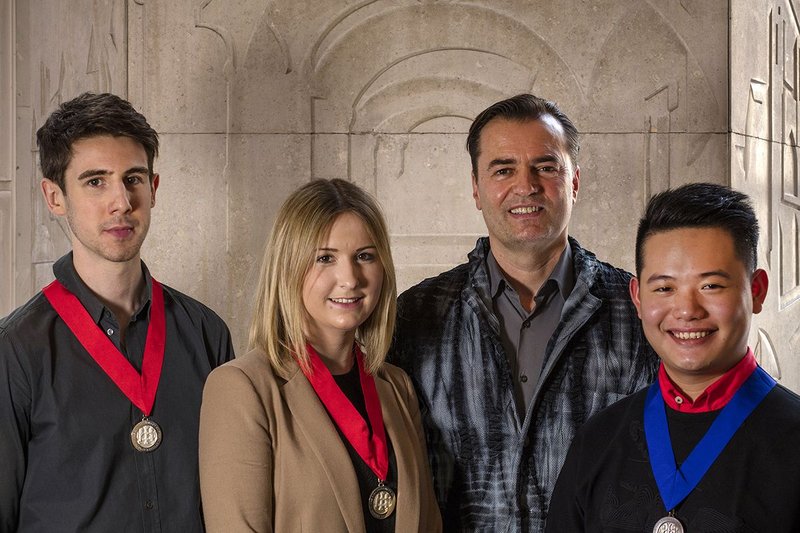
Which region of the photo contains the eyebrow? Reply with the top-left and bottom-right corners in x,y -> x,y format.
316,245 -> 378,252
485,155 -> 560,171
76,166 -> 150,181
645,270 -> 732,284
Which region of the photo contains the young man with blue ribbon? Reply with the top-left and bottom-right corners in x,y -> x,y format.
545,182 -> 800,532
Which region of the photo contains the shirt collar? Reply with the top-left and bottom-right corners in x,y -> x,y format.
658,348 -> 758,412
52,252 -> 154,325
486,244 -> 575,301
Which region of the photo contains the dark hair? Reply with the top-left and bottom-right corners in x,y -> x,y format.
36,92 -> 159,192
635,182 -> 759,275
466,93 -> 580,176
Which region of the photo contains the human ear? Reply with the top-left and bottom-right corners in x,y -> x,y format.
41,179 -> 66,216
750,269 -> 769,314
629,277 -> 643,319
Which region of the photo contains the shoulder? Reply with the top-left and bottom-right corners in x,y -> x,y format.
398,262 -> 472,310
207,349 -> 277,387
398,237 -> 487,311
161,284 -> 224,321
570,238 -> 634,294
759,384 -> 800,425
577,386 -> 649,440
0,291 -> 54,344
203,349 -> 289,409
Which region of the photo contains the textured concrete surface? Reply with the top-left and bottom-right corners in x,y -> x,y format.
5,0 -> 797,391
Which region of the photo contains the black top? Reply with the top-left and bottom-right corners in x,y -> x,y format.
546,381 -> 800,532
0,253 -> 235,532
332,364 -> 397,533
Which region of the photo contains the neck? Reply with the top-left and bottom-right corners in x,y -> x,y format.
307,332 -> 356,375
665,358 -> 746,402
490,237 -> 567,311
72,251 -> 146,332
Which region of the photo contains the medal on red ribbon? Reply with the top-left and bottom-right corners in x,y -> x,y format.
43,278 -> 166,453
301,343 -> 396,519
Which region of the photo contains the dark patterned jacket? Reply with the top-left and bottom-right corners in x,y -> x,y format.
390,237 -> 658,532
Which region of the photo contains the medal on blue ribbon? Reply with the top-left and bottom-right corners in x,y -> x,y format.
644,365 -> 776,530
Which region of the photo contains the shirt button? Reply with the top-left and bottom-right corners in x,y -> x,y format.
675,396 -> 684,404
520,374 -> 528,383
522,320 -> 531,329
106,328 -> 114,336
144,500 -> 154,510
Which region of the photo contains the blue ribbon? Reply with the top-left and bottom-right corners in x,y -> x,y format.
644,366 -> 776,511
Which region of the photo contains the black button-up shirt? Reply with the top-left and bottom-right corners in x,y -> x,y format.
0,253 -> 235,532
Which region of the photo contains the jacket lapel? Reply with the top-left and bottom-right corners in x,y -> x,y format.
376,374 -> 421,532
282,365 -> 365,532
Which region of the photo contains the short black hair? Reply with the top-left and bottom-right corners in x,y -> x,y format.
36,92 -> 159,192
466,93 -> 579,176
635,182 -> 759,275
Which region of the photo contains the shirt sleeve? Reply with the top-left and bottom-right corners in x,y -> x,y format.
199,364 -> 272,533
0,330 -> 31,531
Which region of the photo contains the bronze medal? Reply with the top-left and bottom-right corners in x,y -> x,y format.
653,515 -> 684,533
368,483 -> 396,519
131,418 -> 162,452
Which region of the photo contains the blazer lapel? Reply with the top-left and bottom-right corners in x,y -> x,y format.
376,375 -> 422,532
283,365 -> 365,532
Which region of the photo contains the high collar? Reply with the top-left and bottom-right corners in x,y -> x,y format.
52,252 -> 154,325
658,348 -> 758,413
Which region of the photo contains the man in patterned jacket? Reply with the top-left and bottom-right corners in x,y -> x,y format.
390,94 -> 659,532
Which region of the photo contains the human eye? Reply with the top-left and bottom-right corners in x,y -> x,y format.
315,254 -> 335,264
86,177 -> 103,188
701,283 -> 724,290
534,164 -> 560,178
125,174 -> 146,185
652,285 -> 673,294
357,250 -> 376,262
492,167 -> 513,178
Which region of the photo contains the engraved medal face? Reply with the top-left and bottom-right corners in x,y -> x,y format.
368,485 -> 396,519
131,418 -> 162,452
653,515 -> 684,533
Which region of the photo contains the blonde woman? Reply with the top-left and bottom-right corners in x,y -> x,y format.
199,179 -> 441,533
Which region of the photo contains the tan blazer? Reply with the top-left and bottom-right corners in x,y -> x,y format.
199,348 -> 442,533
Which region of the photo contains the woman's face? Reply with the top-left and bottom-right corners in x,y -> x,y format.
301,212 -> 384,347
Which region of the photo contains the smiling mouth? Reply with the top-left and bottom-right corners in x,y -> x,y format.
329,297 -> 362,304
509,206 -> 542,214
672,331 -> 711,340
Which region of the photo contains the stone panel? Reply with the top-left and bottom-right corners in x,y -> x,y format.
730,0 -> 800,391
141,133 -> 230,321
224,133 -> 312,350
0,191 -> 10,316
570,132 -> 728,273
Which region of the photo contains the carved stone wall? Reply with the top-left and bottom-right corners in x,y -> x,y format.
9,0 -> 796,391
1,0 -> 13,317
731,0 -> 800,389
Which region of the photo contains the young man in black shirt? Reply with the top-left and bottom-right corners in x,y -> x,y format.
546,183 -> 800,532
0,93 -> 235,532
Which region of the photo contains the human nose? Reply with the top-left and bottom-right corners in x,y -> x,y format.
513,167 -> 540,195
672,289 -> 705,320
108,180 -> 132,213
337,259 -> 360,289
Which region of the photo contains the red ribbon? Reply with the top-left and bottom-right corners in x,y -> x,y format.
42,279 -> 166,416
302,343 -> 389,480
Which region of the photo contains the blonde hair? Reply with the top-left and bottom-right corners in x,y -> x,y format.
249,178 -> 397,378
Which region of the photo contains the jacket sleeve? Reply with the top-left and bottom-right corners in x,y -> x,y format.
398,369 -> 443,533
199,364 -> 273,533
543,430 -> 585,533
0,331 -> 30,532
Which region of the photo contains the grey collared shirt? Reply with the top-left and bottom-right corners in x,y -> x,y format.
487,245 -> 575,417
